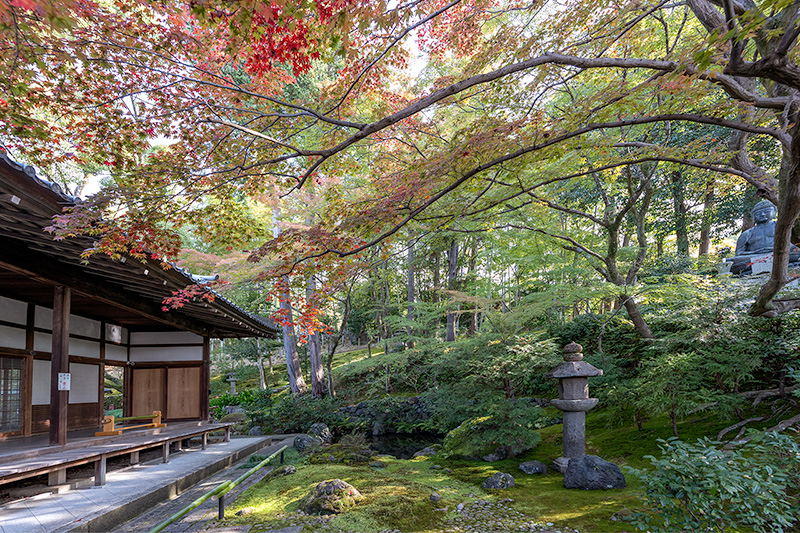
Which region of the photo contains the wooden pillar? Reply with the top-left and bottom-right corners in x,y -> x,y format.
23,304 -> 34,436
202,432 -> 208,450
50,286 -> 70,446
130,450 -> 139,464
48,469 -> 66,486
98,322 -> 105,425
162,442 -> 169,463
201,337 -> 210,422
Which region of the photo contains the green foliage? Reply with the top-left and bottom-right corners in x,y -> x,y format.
210,388 -> 272,421
441,401 -> 544,459
627,432 -> 800,533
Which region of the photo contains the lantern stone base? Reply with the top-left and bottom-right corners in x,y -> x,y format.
552,456 -> 571,473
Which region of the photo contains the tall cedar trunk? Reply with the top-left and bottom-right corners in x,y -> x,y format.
279,277 -> 308,395
467,241 -> 478,336
306,276 -> 326,398
698,179 -> 715,255
407,239 -> 415,346
432,252 -> 440,304
256,337 -> 266,390
671,171 -> 690,255
446,237 -> 458,342
370,267 -> 383,345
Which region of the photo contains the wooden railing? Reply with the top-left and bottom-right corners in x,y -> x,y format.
95,411 -> 166,436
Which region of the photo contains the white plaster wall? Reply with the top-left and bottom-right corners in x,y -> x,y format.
69,338 -> 100,358
129,331 -> 203,345
0,324 -> 26,350
70,315 -> 101,339
33,331 -> 52,352
35,306 -> 52,330
69,363 -> 98,403
106,344 -> 128,362
32,359 -> 50,405
129,346 -> 203,362
0,295 -> 27,324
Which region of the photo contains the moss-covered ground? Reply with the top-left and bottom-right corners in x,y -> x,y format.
218,407 -> 758,533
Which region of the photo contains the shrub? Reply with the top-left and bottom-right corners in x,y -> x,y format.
441,401 -> 544,459
627,432 -> 800,533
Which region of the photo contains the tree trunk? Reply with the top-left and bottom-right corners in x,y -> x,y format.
325,296 -> 351,399
256,337 -> 266,390
621,295 -> 654,340
407,238 -> 415,346
432,251 -> 440,304
446,237 -> 458,342
467,241 -> 478,336
699,179 -> 715,255
671,171 -> 690,255
279,279 -> 308,395
307,276 -> 326,398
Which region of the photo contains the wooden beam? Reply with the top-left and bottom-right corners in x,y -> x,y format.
50,286 -> 70,446
0,238 -> 211,336
24,303 -> 34,436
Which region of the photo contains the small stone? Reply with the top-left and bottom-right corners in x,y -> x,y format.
518,460 -> 547,475
430,492 -> 441,502
235,507 -> 254,516
248,425 -> 264,436
546,522 -> 554,526
482,472 -> 515,489
456,503 -> 465,511
268,465 -> 297,479
369,461 -> 387,468
412,445 -> 439,457
610,506 -> 633,522
430,464 -> 443,470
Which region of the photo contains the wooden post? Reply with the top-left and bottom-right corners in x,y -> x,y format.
162,442 -> 169,463
50,286 -> 70,446
224,426 -> 230,442
48,469 -> 66,486
201,337 -> 210,422
94,455 -> 107,486
130,450 -> 139,464
24,304 -> 34,436
202,432 -> 208,450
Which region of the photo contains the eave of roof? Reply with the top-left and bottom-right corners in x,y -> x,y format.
0,150 -> 278,339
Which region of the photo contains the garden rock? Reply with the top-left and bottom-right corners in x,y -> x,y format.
610,506 -> 633,522
294,434 -> 322,453
369,460 -> 386,468
220,412 -> 246,423
563,455 -> 626,490
308,422 -> 332,444
412,445 -> 438,457
223,406 -> 245,415
298,479 -> 364,514
430,492 -> 441,502
482,472 -> 515,489
481,447 -> 507,462
247,425 -> 264,436
518,460 -> 547,475
268,465 -> 297,479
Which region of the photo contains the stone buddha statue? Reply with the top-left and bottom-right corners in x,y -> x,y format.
728,200 -> 799,275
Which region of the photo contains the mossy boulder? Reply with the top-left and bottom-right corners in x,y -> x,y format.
307,443 -> 374,465
298,479 -> 364,514
220,412 -> 246,423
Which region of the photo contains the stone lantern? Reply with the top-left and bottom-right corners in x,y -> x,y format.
547,342 -> 602,473
227,375 -> 238,395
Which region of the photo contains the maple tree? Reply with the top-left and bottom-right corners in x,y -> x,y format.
4,0 -> 800,358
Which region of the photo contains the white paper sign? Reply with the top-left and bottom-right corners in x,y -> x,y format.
57,373 -> 71,391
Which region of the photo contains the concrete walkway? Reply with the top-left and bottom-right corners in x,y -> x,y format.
109,437 -> 298,533
0,435 -> 284,533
